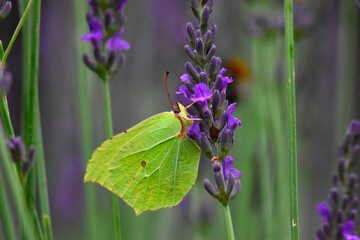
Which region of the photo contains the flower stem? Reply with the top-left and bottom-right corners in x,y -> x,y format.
284,0 -> 300,239
74,0 -> 98,238
27,0 -> 53,238
1,0 -> 33,65
0,170 -> 16,240
224,205 -> 235,240
102,78 -> 122,240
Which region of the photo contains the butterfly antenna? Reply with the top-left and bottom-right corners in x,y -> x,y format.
164,71 -> 180,113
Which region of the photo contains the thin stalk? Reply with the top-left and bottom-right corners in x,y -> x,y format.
1,0 -> 34,65
0,169 -> 16,240
284,0 -> 299,239
102,78 -> 121,240
224,205 -> 235,240
27,0 -> 53,238
74,0 -> 98,238
0,127 -> 34,239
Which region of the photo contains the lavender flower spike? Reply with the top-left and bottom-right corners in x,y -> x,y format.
82,0 -> 130,78
316,120 -> 360,239
177,0 -> 242,205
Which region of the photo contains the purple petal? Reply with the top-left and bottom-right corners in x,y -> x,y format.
227,103 -> 242,130
180,74 -> 191,82
81,17 -> 103,47
219,76 -> 233,92
219,68 -> 227,76
191,83 -> 213,103
106,29 -> 130,51
222,156 -> 241,180
187,120 -> 201,139
342,221 -> 360,240
176,85 -> 192,99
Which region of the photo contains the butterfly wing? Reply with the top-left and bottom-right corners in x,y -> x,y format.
84,112 -> 200,215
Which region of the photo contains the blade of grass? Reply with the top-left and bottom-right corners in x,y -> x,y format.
27,0 -> 53,238
0,126 -> 34,239
0,166 -> 16,240
284,0 -> 300,238
73,0 -> 98,238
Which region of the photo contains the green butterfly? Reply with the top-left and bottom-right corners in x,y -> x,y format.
84,104 -> 201,215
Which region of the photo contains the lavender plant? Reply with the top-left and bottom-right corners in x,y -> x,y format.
0,0 -> 11,22
175,0 -> 241,238
316,121 -> 360,240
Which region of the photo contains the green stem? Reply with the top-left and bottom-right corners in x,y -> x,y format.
102,78 -> 122,240
0,170 -> 16,240
74,0 -> 98,238
224,205 -> 235,240
284,0 -> 299,239
0,94 -> 14,137
0,127 -> 34,239
27,0 -> 53,238
1,0 -> 34,65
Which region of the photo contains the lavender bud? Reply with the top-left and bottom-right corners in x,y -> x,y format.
201,7 -> 210,34
21,146 -> 35,175
332,174 -> 338,186
195,29 -> 201,38
225,172 -> 235,195
342,195 -> 350,210
316,229 -> 326,240
190,0 -> 199,9
205,45 -> 216,62
336,209 -> 344,223
0,0 -> 11,21
213,161 -> 225,192
204,179 -> 219,197
212,74 -> 222,91
219,128 -> 233,155
198,132 -> 214,159
0,70 -> 12,95
195,38 -> 204,58
83,54 -> 97,71
212,90 -> 221,116
199,72 -> 208,83
190,1 -> 200,19
204,30 -> 214,48
347,173 -> 358,192
215,101 -> 228,131
104,10 -> 112,30
185,62 -> 200,81
350,145 -> 360,165
7,136 -> 26,163
94,47 -> 102,63
210,24 -> 217,35
185,82 -> 195,94
186,23 -> 196,41
349,209 -> 357,220
329,188 -> 340,208
184,45 -> 196,60
106,51 -> 116,68
350,197 -> 358,209
350,120 -> 360,134
207,56 -> 221,76
229,179 -> 241,200
335,229 -> 343,240
203,111 -> 212,126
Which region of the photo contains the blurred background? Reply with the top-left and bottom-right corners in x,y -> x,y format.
0,0 -> 359,239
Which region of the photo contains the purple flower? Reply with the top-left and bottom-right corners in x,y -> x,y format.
82,17 -> 103,48
106,28 -> 130,51
187,120 -> 201,139
317,201 -> 330,225
342,221 -> 360,240
176,85 -> 192,99
227,103 -> 242,130
180,74 -> 191,83
222,156 -> 241,180
191,83 -> 213,111
218,68 -> 233,92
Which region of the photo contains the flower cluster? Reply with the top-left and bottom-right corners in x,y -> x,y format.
0,69 -> 11,96
82,0 -> 130,80
0,0 -> 11,22
316,121 -> 360,240
7,136 -> 35,179
177,0 -> 241,206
